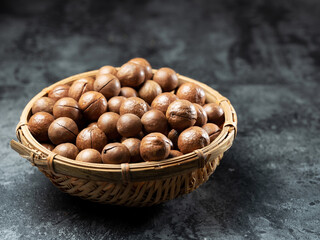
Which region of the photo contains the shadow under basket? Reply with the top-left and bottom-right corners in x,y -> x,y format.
10,69 -> 237,207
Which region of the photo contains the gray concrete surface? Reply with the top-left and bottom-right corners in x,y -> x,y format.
0,0 -> 320,239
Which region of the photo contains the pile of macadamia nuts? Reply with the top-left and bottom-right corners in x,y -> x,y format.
28,58 -> 224,164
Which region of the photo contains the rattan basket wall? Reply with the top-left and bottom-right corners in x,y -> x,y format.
10,69 -> 237,207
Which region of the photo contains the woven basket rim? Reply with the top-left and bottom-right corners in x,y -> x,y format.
14,69 -> 237,182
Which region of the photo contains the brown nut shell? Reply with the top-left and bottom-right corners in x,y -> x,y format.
120,87 -> 138,98
97,65 -> 117,76
101,143 -> 130,164
32,97 -> 55,115
108,96 -> 126,114
78,91 -> 107,121
68,77 -> 95,101
141,109 -> 168,134
116,62 -> 145,87
168,150 -> 183,158
53,97 -> 82,122
140,133 -> 171,161
117,114 -> 142,138
119,97 -> 148,118
129,58 -> 153,80
202,123 -> 221,142
28,112 -> 55,142
203,103 -> 225,126
151,92 -> 178,114
176,83 -> 206,106
48,117 -> 79,145
53,143 -> 79,160
193,103 -> 208,126
76,127 -> 107,152
41,143 -> 55,151
97,112 -> 120,140
122,138 -> 142,163
76,149 -> 102,163
48,85 -> 70,101
167,129 -> 179,149
94,74 -> 121,99
88,122 -> 99,129
166,100 -> 197,131
178,126 -> 210,154
153,67 -> 178,92
138,80 -> 162,105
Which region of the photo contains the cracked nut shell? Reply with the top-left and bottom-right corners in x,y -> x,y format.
68,77 -> 95,101
76,127 -> 107,152
53,97 -> 82,122
166,99 -> 197,131
94,74 -> 121,99
101,143 -> 130,164
48,117 -> 79,145
119,97 -> 148,118
78,91 -> 107,121
48,84 -> 70,101
140,133 -> 171,161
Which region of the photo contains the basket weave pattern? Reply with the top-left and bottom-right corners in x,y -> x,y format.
11,70 -> 237,207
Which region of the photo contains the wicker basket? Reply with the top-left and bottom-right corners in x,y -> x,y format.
10,69 -> 237,207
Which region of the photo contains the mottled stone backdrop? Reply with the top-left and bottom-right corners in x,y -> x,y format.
0,0 -> 319,239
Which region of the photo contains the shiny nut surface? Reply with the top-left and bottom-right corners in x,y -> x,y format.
178,126 -> 210,154
48,85 -> 70,101
166,99 -> 197,131
76,127 -> 107,152
176,82 -> 206,106
151,92 -> 178,114
28,112 -> 55,142
117,113 -> 142,137
153,67 -> 178,92
78,91 -> 107,121
32,97 -> 55,115
101,143 -> 130,164
141,109 -> 168,134
94,74 -> 121,99
140,133 -> 171,161
53,143 -> 79,159
48,117 -> 79,145
68,77 -> 95,101
76,149 -> 102,163
119,97 -> 148,118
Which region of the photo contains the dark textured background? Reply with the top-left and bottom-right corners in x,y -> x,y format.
1,0 -> 320,239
